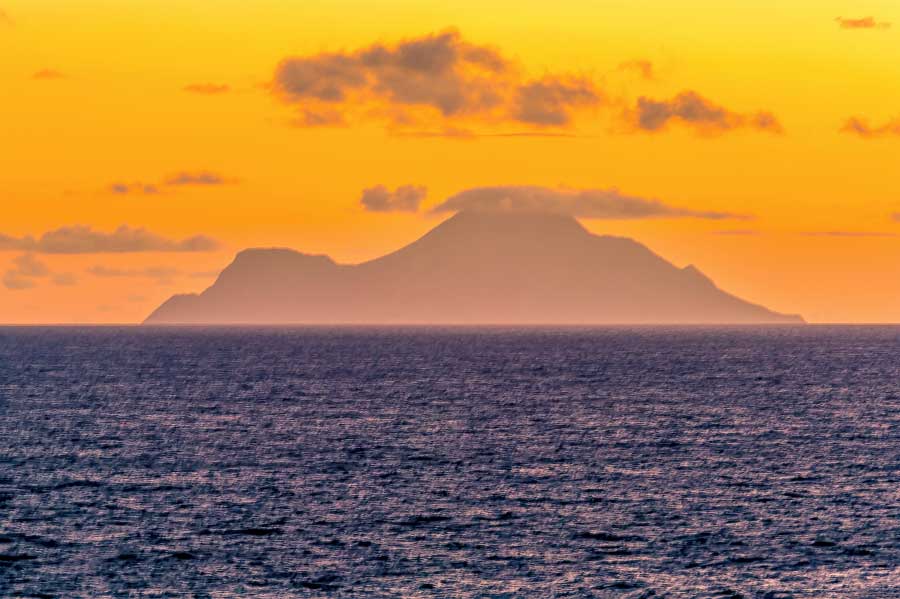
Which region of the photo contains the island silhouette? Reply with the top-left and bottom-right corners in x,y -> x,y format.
145,211 -> 803,324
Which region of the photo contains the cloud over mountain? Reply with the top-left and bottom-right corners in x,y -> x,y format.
0,225 -> 221,254
629,91 -> 783,134
361,185 -> 427,213
430,186 -> 748,220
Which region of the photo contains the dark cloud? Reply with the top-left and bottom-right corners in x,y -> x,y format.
184,83 -> 230,95
33,69 -> 65,80
837,17 -> 891,30
274,30 -> 507,120
892,213 -> 900,222
841,117 -> 900,138
629,91 -> 783,134
513,78 -> 601,126
361,185 -> 427,213
618,60 -> 655,80
0,225 -> 221,254
164,171 -> 231,186
272,30 -> 607,130
430,186 -> 749,220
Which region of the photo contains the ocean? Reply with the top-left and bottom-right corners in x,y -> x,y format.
1,326 -> 899,598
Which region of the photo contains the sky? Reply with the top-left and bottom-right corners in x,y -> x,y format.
2,0 -> 900,323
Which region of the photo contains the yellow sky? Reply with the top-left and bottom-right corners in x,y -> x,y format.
2,0 -> 900,323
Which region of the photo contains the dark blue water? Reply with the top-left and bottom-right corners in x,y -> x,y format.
1,327 -> 899,598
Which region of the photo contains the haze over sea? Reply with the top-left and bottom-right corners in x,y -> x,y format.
2,326 -> 899,598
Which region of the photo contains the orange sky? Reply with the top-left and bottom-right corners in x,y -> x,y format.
2,0 -> 900,323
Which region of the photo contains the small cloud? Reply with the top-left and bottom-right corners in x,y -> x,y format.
0,9 -> 13,26
836,16 -> 891,30
841,116 -> 900,139
618,60 -> 655,80
892,212 -> 900,222
713,229 -> 760,236
184,83 -> 230,95
0,225 -> 221,254
127,295 -> 147,303
109,182 -> 161,195
290,109 -> 346,127
430,186 -> 749,220
88,265 -> 182,284
802,231 -> 897,238
628,91 -> 783,135
3,271 -> 35,290
164,171 -> 233,186
33,69 -> 65,80
513,77 -> 601,126
361,185 -> 427,213
3,253 -> 50,291
53,272 -> 78,286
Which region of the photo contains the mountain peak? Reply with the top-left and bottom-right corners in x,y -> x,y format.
145,213 -> 803,325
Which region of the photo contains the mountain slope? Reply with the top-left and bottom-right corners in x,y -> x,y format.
145,211 -> 803,324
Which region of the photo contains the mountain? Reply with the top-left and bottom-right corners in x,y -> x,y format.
145,211 -> 803,324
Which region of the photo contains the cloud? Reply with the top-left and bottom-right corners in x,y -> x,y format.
837,17 -> 891,30
3,253 -> 50,291
0,225 -> 221,254
272,30 -> 606,130
3,271 -> 35,290
802,231 -> 897,238
713,229 -> 760,236
52,272 -> 78,286
618,60 -> 655,80
33,69 -> 65,80
0,9 -> 12,26
110,182 -> 161,195
164,171 -> 232,186
360,185 -> 427,213
184,83 -> 230,95
841,117 -> 900,138
513,77 -> 601,126
430,186 -> 749,220
12,253 -> 50,277
892,213 -> 900,222
628,91 -> 783,134
88,265 -> 182,284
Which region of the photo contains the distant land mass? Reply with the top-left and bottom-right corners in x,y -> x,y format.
145,211 -> 803,324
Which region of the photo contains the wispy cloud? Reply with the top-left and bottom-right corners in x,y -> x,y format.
841,117 -> 900,139
108,170 -> 235,194
361,185 -> 427,213
0,8 -> 13,26
836,16 -> 891,30
0,225 -> 221,254
802,231 -> 897,238
33,69 -> 65,80
618,60 -> 655,81
164,171 -> 233,186
713,229 -> 760,236
431,186 -> 750,220
628,91 -> 783,134
184,83 -> 230,95
3,253 -> 76,291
